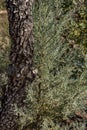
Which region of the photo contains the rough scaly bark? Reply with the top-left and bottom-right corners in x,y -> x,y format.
0,0 -> 34,129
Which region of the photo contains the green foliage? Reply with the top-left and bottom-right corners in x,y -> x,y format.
0,2 -> 9,113
29,0 -> 87,129
0,13 -> 9,71
0,0 -> 87,129
0,0 -> 5,10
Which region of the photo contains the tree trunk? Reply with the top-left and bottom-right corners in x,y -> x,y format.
0,0 -> 34,130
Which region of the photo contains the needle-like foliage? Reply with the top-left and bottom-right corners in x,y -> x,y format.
0,0 -> 87,129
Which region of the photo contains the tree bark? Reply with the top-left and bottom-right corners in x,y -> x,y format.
0,0 -> 34,130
